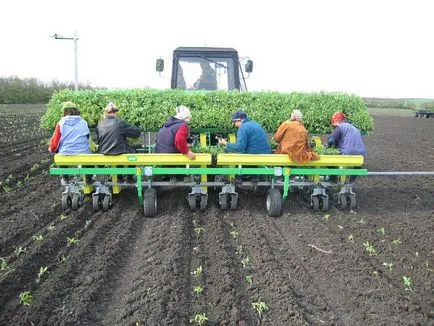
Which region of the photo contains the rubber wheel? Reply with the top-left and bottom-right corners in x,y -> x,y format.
336,194 -> 348,210
219,194 -> 228,210
199,195 -> 207,212
188,196 -> 197,211
92,196 -> 100,211
102,195 -> 111,212
320,196 -> 330,212
230,194 -> 238,211
348,195 -> 356,209
266,188 -> 282,217
311,196 -> 320,211
426,114 -> 431,118
61,194 -> 70,211
71,194 -> 79,211
143,189 -> 157,217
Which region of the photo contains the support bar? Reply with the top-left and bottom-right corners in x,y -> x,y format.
367,171 -> 434,176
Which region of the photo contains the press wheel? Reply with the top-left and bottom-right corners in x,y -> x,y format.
143,189 -> 157,217
336,194 -> 348,210
92,195 -> 100,211
320,196 -> 330,212
347,195 -> 356,209
311,196 -> 320,211
71,194 -> 79,211
266,188 -> 282,217
102,195 -> 111,212
188,196 -> 197,211
229,194 -> 238,211
219,194 -> 228,210
61,194 -> 70,211
199,195 -> 207,212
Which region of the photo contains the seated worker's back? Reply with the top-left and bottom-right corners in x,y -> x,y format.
96,103 -> 141,154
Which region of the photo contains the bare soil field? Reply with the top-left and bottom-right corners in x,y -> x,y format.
0,105 -> 433,326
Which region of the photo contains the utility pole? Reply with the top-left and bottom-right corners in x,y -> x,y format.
51,31 -> 79,91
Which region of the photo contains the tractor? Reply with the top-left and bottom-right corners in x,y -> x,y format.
155,47 -> 253,91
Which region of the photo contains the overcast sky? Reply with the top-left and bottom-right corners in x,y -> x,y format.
1,0 -> 433,98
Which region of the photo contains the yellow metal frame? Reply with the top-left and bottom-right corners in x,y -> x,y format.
215,154 -> 364,167
54,153 -> 212,166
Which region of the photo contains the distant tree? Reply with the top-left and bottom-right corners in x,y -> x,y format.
0,76 -> 103,104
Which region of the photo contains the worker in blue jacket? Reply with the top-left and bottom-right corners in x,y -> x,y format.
218,110 -> 271,154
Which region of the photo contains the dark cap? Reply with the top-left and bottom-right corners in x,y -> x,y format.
231,110 -> 247,121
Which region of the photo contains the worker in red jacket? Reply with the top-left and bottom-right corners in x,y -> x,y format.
155,105 -> 196,160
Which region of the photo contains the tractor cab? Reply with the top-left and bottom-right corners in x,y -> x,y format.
156,47 -> 253,91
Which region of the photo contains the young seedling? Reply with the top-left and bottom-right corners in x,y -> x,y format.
32,235 -> 44,242
37,266 -> 49,280
245,275 -> 253,284
194,227 -> 204,238
402,276 -> 413,292
377,227 -> 386,235
241,256 -> 250,269
230,229 -> 239,240
382,262 -> 393,271
193,285 -> 203,297
193,246 -> 200,254
357,218 -> 365,225
0,257 -> 10,271
347,234 -> 354,243
47,225 -> 56,231
363,241 -> 377,256
14,246 -> 27,257
323,214 -> 330,221
190,312 -> 208,325
58,254 -> 67,263
392,238 -> 402,245
16,180 -> 23,188
85,219 -> 92,229
192,266 -> 203,278
60,214 -> 68,221
337,225 -> 344,231
19,291 -> 33,306
236,245 -> 244,256
67,237 -> 80,246
252,299 -> 269,319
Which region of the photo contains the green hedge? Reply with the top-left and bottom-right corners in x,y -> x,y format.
40,89 -> 374,134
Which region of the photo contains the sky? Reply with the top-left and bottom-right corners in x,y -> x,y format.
1,0 -> 433,98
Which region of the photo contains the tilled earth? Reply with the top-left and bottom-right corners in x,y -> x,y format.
0,108 -> 433,326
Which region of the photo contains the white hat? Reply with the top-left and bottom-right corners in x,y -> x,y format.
290,109 -> 303,121
174,105 -> 191,122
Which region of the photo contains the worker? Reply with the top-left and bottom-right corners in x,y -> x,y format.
193,61 -> 217,90
273,109 -> 320,163
48,101 -> 92,184
218,109 -> 271,185
96,102 -> 141,182
218,110 -> 271,154
327,111 -> 367,182
327,112 -> 367,156
155,105 -> 196,160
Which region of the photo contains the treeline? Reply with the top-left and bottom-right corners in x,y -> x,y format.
363,97 -> 434,110
0,76 -> 100,104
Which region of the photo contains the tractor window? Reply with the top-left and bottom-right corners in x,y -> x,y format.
176,57 -> 235,90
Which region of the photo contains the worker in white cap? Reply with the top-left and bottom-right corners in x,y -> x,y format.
155,105 -> 195,160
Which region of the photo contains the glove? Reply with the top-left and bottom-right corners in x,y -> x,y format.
327,137 -> 337,147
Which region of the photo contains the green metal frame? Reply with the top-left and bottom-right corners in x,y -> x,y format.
50,166 -> 367,205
